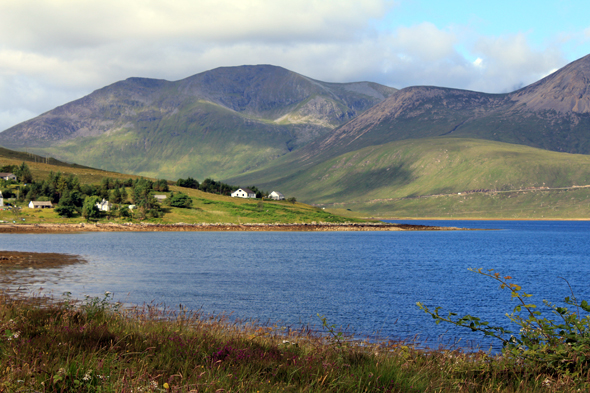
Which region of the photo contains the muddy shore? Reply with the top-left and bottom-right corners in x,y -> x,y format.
0,251 -> 85,269
0,222 -> 471,234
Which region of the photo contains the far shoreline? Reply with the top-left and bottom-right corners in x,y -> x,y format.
0,222 -> 478,234
374,217 -> 590,221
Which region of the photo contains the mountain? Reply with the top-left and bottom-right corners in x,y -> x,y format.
291,53 -> 590,162
224,55 -> 590,217
0,65 -> 397,179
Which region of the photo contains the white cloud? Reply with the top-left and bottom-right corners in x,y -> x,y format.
0,0 -> 391,50
0,0 -> 580,132
469,33 -> 564,92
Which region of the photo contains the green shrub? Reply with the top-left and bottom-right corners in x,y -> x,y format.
418,268 -> 590,376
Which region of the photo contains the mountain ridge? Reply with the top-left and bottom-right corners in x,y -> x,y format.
0,65 -> 397,179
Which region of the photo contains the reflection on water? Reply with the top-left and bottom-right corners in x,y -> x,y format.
1,220 -> 590,350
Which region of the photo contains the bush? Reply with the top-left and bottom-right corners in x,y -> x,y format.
168,192 -> 193,208
418,268 -> 590,376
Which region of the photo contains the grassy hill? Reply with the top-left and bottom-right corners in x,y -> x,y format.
0,149 -> 353,225
227,138 -> 590,219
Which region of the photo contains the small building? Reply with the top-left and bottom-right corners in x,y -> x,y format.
0,190 -> 3,207
231,188 -> 256,199
154,194 -> 167,202
0,173 -> 17,181
268,191 -> 285,200
96,199 -> 112,212
29,201 -> 53,209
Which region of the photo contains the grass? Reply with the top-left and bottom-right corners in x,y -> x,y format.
345,188 -> 590,219
1,291 -> 588,392
228,138 -> 590,219
0,149 -> 358,225
25,100 -> 314,181
0,192 -> 352,225
0,186 -> 353,225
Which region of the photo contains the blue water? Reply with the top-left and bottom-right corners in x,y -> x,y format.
1,220 -> 589,350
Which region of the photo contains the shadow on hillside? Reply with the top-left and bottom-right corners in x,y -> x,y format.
325,165 -> 415,201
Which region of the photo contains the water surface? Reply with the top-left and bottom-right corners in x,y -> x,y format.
1,220 -> 589,349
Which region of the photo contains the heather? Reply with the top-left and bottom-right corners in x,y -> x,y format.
2,292 -> 590,392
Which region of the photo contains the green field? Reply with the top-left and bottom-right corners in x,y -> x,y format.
0,150 -> 355,225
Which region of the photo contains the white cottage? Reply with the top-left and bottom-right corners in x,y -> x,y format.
96,198 -> 112,212
29,201 -> 52,209
268,191 -> 285,200
231,188 -> 256,199
0,172 -> 17,181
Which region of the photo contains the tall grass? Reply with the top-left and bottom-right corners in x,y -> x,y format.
1,291 -> 588,392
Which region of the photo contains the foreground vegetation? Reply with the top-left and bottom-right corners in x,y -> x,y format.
0,289 -> 588,392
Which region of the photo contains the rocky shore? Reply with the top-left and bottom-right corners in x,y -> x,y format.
0,222 -> 469,234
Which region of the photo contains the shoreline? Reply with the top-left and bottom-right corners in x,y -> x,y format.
0,222 -> 473,234
375,217 -> 590,221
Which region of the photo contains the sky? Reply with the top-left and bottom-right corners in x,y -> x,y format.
0,0 -> 589,131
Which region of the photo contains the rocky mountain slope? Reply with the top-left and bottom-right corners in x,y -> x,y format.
0,65 -> 396,179
225,54 -> 590,216
295,53 -> 590,162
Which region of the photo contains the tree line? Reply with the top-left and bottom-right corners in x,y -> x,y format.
1,163 -> 189,221
176,177 -> 265,198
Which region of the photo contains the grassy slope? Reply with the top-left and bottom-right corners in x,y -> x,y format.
0,151 -> 353,225
34,101 -> 299,180
228,138 -> 590,219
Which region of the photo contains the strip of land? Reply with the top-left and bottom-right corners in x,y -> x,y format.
0,250 -> 85,268
0,222 -> 471,234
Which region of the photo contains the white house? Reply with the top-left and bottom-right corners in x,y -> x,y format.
0,172 -> 17,181
231,188 -> 256,199
154,194 -> 167,202
96,199 -> 112,212
268,191 -> 285,200
0,190 -> 3,207
29,201 -> 52,209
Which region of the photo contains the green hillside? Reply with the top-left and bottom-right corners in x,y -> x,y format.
0,148 -> 353,225
39,100 -> 299,180
227,138 -> 590,218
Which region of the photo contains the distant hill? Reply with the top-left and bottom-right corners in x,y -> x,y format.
0,65 -> 396,180
227,137 -> 590,218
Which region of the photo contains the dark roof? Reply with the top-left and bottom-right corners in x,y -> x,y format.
239,188 -> 255,194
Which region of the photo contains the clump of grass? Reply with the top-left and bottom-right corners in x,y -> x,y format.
1,291 -> 588,392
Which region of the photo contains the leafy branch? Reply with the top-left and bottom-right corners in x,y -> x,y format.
418,268 -> 590,375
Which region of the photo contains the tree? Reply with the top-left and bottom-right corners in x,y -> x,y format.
287,197 -> 297,204
111,187 -> 122,204
55,191 -> 77,218
154,179 -> 169,192
177,177 -> 199,189
81,196 -> 101,222
119,205 -> 131,219
132,180 -> 160,219
168,192 -> 193,208
15,162 -> 33,184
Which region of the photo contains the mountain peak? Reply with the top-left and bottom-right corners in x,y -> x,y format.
510,54 -> 590,114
